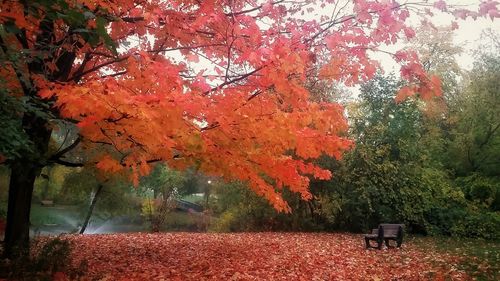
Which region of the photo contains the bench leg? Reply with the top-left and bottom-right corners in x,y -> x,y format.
366,238 -> 386,249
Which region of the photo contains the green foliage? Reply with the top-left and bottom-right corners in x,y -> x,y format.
61,167 -> 139,217
313,75 -> 431,232
138,164 -> 187,198
0,88 -> 34,160
452,211 -> 500,239
180,169 -> 203,197
165,211 -> 208,232
457,174 -> 500,210
210,181 -> 274,231
138,164 -> 189,231
32,165 -> 74,202
210,181 -> 321,232
210,209 -> 237,232
425,207 -> 500,239
319,71 -> 500,239
446,54 -> 500,176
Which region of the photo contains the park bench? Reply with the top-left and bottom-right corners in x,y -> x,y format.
40,200 -> 54,207
364,224 -> 404,249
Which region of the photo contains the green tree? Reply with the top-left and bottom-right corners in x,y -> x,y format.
139,164 -> 186,232
446,54 -> 500,176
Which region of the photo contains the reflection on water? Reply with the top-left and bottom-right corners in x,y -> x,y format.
31,214 -> 146,236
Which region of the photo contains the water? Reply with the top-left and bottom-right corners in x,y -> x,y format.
30,211 -> 146,236
84,217 -> 146,234
85,220 -> 112,234
55,213 -> 79,229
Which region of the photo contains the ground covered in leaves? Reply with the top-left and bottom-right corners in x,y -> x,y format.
40,232 -> 480,280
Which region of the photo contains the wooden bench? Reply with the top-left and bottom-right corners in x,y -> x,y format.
364,224 -> 404,249
40,200 -> 54,207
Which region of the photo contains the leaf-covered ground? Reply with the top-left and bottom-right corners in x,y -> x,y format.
45,232 -> 477,280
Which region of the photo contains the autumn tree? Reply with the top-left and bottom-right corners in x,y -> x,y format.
407,25 -> 463,101
0,0 -> 498,257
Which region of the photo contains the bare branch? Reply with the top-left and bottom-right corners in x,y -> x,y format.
68,56 -> 129,82
50,136 -> 81,160
203,67 -> 264,95
53,159 -> 84,167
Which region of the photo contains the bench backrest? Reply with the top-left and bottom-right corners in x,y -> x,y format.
380,223 -> 404,234
379,224 -> 404,237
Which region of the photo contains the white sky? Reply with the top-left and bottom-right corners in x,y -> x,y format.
432,17 -> 498,70
378,0 -> 500,72
345,0 -> 500,98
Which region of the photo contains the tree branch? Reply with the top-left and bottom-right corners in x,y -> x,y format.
148,44 -> 226,53
53,159 -> 84,167
225,0 -> 285,16
67,56 -> 129,82
50,136 -> 81,160
203,67 -> 264,95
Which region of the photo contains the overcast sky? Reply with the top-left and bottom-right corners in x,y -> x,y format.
380,0 -> 500,72
438,15 -> 499,70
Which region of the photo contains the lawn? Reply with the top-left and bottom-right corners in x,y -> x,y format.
409,236 -> 499,281
35,232 -> 495,280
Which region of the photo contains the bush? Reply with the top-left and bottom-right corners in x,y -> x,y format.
453,211 -> 500,240
164,211 -> 209,232
424,204 -> 500,239
425,205 -> 468,236
457,174 -> 500,211
2,237 -> 87,280
210,209 -> 238,232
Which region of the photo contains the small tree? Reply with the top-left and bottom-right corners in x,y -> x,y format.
139,164 -> 186,232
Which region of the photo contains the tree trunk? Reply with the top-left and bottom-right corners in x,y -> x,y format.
3,10 -> 77,258
40,166 -> 50,200
204,185 -> 210,208
4,112 -> 52,258
79,184 -> 104,234
4,162 -> 40,258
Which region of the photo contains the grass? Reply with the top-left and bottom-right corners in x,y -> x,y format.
140,210 -> 208,232
181,194 -> 204,204
409,235 -> 499,280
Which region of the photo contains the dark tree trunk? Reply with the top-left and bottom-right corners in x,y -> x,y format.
4,162 -> 39,258
4,112 -> 52,258
2,6 -> 80,258
79,184 -> 103,234
307,201 -> 316,221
